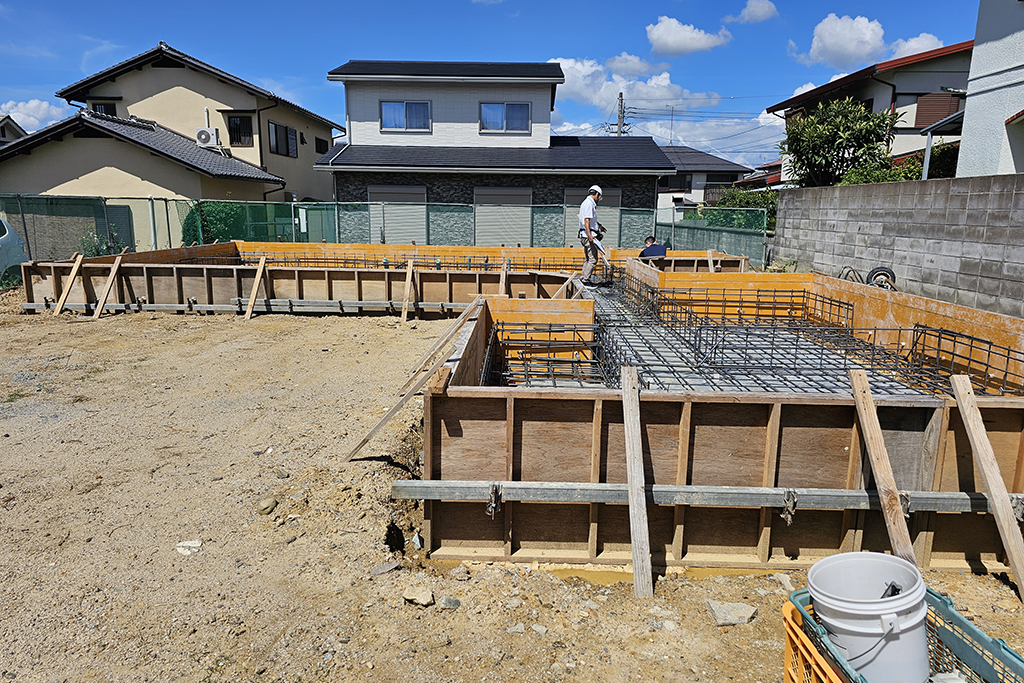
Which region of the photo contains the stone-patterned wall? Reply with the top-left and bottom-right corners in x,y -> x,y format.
334,172 -> 658,209
773,174 -> 1024,318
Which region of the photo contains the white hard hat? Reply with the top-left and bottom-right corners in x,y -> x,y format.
589,185 -> 603,197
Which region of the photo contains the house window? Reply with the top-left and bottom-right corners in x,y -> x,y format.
480,103 -> 530,132
269,121 -> 297,157
380,101 -> 431,131
706,173 -> 738,184
659,174 -> 692,191
315,137 -> 330,154
227,115 -> 253,147
91,102 -> 117,116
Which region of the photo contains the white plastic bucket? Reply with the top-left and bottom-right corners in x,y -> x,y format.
807,552 -> 929,683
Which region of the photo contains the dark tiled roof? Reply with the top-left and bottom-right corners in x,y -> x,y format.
0,110 -> 283,183
329,60 -> 564,81
56,42 -> 344,131
315,136 -> 673,173
660,146 -> 751,173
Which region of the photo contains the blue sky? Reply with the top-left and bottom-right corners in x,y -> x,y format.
0,0 -> 979,168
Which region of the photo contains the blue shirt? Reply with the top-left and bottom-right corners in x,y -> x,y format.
639,244 -> 667,258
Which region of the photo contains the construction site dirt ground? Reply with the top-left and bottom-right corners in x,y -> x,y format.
1,284 -> 1022,683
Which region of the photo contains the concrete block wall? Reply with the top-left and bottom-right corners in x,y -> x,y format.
773,174 -> 1024,318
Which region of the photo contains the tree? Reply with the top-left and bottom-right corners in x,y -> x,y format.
714,187 -> 778,229
779,98 -> 901,187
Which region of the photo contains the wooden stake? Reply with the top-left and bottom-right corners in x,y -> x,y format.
848,369 -> 917,565
706,249 -> 715,273
53,254 -> 84,317
400,259 -> 415,322
551,271 -> 578,300
244,256 -> 267,320
344,344 -> 456,463
950,375 -> 1024,599
91,255 -> 122,320
498,261 -> 508,296
397,295 -> 482,396
622,366 -> 654,599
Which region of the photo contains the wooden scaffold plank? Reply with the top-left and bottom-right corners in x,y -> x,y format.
950,375 -> 1024,599
400,259 -> 414,322
91,255 -> 123,320
622,366 -> 654,598
848,369 -> 917,565
244,256 -> 267,320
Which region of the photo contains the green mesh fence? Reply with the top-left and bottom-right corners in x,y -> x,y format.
655,206 -> 766,266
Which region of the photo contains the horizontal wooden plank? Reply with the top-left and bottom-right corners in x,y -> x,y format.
391,480 -> 1018,513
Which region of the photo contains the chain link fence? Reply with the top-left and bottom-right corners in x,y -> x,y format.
2,193 -> 765,265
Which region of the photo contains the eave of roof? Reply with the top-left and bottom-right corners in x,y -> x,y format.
56,43 -> 345,132
328,60 -> 565,84
0,111 -> 284,184
1006,108 -> 1024,126
0,114 -> 28,138
767,40 -> 974,114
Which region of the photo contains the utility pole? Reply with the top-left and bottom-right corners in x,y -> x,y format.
668,105 -> 675,146
617,92 -> 624,137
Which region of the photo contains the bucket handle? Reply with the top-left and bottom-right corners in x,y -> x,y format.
881,613 -> 900,635
847,622 -> 896,663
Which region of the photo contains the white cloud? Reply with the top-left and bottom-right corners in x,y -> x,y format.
256,78 -> 304,105
793,82 -> 816,96
829,72 -> 849,82
724,0 -> 778,24
788,14 -> 886,70
80,38 -> 121,73
0,99 -> 72,132
889,33 -> 943,59
550,57 -> 720,116
605,52 -> 668,78
646,16 -> 732,56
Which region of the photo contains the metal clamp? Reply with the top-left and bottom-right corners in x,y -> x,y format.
900,492 -> 911,519
485,483 -> 502,520
780,489 -> 798,526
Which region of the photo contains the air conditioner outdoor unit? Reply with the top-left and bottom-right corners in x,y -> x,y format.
196,127 -> 220,147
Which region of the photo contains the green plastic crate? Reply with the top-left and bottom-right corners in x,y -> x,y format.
790,588 -> 1024,683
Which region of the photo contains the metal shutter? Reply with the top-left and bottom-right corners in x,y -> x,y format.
915,93 -> 959,128
474,188 -> 532,247
367,186 -> 427,245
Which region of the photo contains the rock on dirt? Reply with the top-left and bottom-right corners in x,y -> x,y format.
707,600 -> 758,627
402,585 -> 434,606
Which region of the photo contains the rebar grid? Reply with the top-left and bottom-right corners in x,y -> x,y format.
658,287 -> 853,327
175,253 -> 608,273
594,277 -> 1024,396
480,323 -> 611,388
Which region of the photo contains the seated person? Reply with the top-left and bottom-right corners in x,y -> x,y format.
638,236 -> 667,258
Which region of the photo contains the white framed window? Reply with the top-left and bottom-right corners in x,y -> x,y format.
381,101 -> 431,132
480,102 -> 531,133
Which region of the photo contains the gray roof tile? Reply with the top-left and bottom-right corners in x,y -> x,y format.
0,111 -> 283,184
316,136 -> 674,172
660,146 -> 752,173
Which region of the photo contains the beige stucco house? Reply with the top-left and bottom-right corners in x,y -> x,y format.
47,42 -> 343,202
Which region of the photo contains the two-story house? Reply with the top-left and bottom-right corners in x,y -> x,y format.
767,41 -> 973,158
656,146 -> 751,208
0,43 -> 343,204
315,61 -> 674,248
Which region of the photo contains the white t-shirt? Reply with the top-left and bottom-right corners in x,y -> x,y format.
578,195 -> 597,239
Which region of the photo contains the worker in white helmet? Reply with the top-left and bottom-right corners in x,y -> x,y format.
578,184 -> 604,286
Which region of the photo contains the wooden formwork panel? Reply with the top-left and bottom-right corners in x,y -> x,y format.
423,385 -> 1024,570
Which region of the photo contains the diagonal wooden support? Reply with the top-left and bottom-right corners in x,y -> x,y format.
400,259 -> 415,322
53,254 -> 84,317
498,261 -> 508,297
550,271 -> 578,300
397,295 -> 482,396
848,369 -> 917,565
91,255 -> 123,320
622,366 -> 654,598
244,256 -> 267,320
950,375 -> 1024,599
